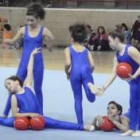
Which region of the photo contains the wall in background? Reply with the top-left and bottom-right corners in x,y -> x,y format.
0,7 -> 139,46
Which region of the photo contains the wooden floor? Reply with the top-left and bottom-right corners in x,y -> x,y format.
0,48 -> 114,73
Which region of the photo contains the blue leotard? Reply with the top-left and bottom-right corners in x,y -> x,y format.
0,87 -> 83,130
116,44 -> 140,130
4,25 -> 44,116
69,45 -> 96,124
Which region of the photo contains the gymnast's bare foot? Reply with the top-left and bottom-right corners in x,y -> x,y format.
84,124 -> 95,132
121,130 -> 135,136
132,131 -> 140,137
88,83 -> 103,96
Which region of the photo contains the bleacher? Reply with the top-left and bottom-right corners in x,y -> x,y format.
0,0 -> 140,9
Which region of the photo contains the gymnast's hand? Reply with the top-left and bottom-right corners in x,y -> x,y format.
95,116 -> 104,127
31,47 -> 41,56
29,113 -> 42,118
121,74 -> 136,82
108,114 -> 116,122
66,67 -> 71,80
66,72 -> 70,79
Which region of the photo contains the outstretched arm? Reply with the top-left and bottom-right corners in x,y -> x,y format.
24,48 -> 41,88
108,115 -> 129,132
102,56 -> 118,91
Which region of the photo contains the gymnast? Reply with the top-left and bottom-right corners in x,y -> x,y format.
3,3 -> 54,115
64,23 -> 97,125
91,101 -> 129,132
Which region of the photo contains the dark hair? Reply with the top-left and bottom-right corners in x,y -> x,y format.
4,24 -> 11,31
97,26 -> 106,34
121,23 -> 128,31
26,3 -> 45,20
108,101 -> 123,115
69,24 -> 87,43
6,76 -> 23,87
109,31 -> 125,42
85,24 -> 92,30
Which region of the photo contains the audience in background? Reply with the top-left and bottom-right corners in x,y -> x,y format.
131,15 -> 140,49
92,26 -> 110,51
115,24 -> 122,32
121,23 -> 131,45
84,24 -> 96,51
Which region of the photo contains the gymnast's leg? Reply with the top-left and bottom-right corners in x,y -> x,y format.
0,117 -> 14,127
81,66 -> 96,102
44,117 -> 83,130
70,76 -> 83,124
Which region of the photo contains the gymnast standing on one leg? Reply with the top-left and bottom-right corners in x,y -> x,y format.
93,31 -> 140,137
3,3 -> 54,115
64,24 -> 97,125
0,48 -> 94,131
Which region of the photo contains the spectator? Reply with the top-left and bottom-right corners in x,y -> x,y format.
131,15 -> 140,48
84,24 -> 96,51
92,26 -> 110,51
115,24 -> 122,32
121,23 -> 131,45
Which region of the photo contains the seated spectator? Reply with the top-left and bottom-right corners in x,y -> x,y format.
115,24 -> 122,32
121,23 -> 131,45
84,24 -> 96,51
92,26 -> 110,51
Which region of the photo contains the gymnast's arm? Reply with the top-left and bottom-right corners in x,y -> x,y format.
109,115 -> 129,132
64,47 -> 71,79
24,48 -> 41,88
102,56 -> 118,91
3,94 -> 12,117
128,47 -> 140,79
87,51 -> 95,72
43,27 -> 54,52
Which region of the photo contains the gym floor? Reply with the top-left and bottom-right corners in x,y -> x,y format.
0,48 -> 138,140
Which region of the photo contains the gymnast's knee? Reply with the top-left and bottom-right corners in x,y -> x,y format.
87,95 -> 96,102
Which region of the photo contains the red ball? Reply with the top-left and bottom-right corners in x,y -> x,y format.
116,62 -> 132,78
100,117 -> 115,131
14,117 -> 30,130
30,116 -> 45,130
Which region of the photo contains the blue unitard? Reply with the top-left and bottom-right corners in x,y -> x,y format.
116,44 -> 140,130
0,87 -> 83,130
69,45 -> 96,124
4,25 -> 44,116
